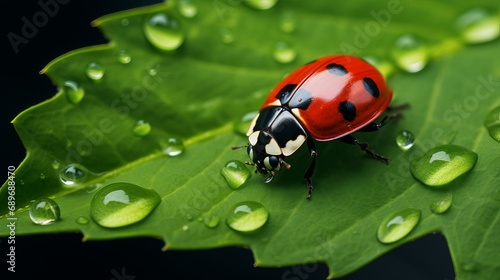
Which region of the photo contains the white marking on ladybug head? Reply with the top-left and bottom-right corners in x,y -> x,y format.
265,137 -> 282,155
282,135 -> 306,156
248,131 -> 259,146
246,113 -> 260,136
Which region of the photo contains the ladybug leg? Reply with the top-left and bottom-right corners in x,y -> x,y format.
357,113 -> 403,132
304,137 -> 317,200
338,135 -> 390,164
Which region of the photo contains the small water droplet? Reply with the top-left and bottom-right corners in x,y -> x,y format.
182,224 -> 189,231
147,67 -> 158,76
226,201 -> 269,233
40,173 -> 46,179
117,50 -> 132,64
234,111 -> 258,135
396,130 -> 415,150
90,182 -> 161,228
484,106 -> 500,143
219,28 -> 235,44
133,120 -> 151,136
377,208 -> 421,244
279,11 -> 296,33
52,160 -> 60,170
76,216 -> 89,225
461,261 -> 478,272
143,13 -> 184,51
455,8 -> 499,44
430,193 -> 453,214
29,198 -> 61,225
161,137 -> 184,156
391,34 -> 429,73
363,56 -> 395,78
178,0 -> 197,18
63,81 -> 85,104
121,18 -> 130,27
59,163 -> 89,186
245,0 -> 279,10
204,216 -> 220,228
221,160 -> 252,190
86,62 -> 105,80
272,41 -> 297,64
410,145 -> 478,187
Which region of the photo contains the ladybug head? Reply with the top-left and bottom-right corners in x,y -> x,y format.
245,131 -> 290,182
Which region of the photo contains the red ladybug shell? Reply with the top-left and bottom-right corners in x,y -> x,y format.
261,55 -> 393,141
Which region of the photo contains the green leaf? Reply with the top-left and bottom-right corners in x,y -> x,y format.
2,0 -> 500,278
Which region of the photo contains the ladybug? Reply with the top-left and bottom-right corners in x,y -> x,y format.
234,55 -> 404,199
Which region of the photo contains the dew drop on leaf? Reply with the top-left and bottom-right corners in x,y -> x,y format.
204,216 -> 220,228
279,10 -> 296,33
51,160 -> 60,170
409,145 -> 478,187
391,34 -> 429,73
76,216 -> 90,225
178,0 -> 198,18
29,198 -> 61,225
90,182 -> 161,228
59,163 -> 89,186
143,13 -> 184,51
219,28 -> 235,44
377,208 -> 421,244
455,8 -> 499,44
86,62 -> 105,80
63,81 -> 85,104
245,0 -> 279,10
133,120 -> 151,136
430,193 -> 453,214
161,137 -> 184,156
117,49 -> 132,64
396,130 -> 415,150
226,201 -> 269,233
484,105 -> 500,143
221,160 -> 252,190
272,41 -> 297,64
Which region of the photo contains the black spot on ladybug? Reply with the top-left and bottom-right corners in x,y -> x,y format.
363,77 -> 379,98
276,84 -> 297,105
338,101 -> 356,121
289,88 -> 313,110
326,63 -> 348,76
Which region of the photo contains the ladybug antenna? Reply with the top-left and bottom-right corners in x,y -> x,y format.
280,159 -> 291,169
231,145 -> 247,150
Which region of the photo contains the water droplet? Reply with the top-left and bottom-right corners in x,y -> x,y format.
182,224 -> 189,231
484,106 -> 500,143
461,261 -> 478,272
178,0 -> 197,18
52,160 -> 60,170
396,130 -> 415,150
40,173 -> 46,179
234,111 -> 258,135
363,56 -> 395,78
147,67 -> 158,76
410,145 -> 478,187
455,8 -> 499,44
377,208 -> 421,244
430,193 -> 453,214
204,216 -> 220,228
29,198 -> 61,225
117,50 -> 131,64
63,81 -> 85,104
133,120 -> 151,136
161,137 -> 184,156
219,28 -> 235,44
90,182 -> 161,228
86,62 -> 105,80
121,18 -> 129,27
279,11 -> 296,33
143,13 -> 184,51
59,163 -> 89,186
226,201 -> 269,233
245,0 -> 279,10
221,160 -> 252,190
391,34 -> 429,73
76,216 -> 89,225
272,41 -> 297,64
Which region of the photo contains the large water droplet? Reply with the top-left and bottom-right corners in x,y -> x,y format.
161,137 -> 184,156
90,182 -> 161,228
396,130 -> 415,150
117,50 -> 132,64
204,216 -> 220,228
133,120 -> 151,136
29,198 -> 61,225
272,41 -> 297,64
430,193 -> 453,214
484,106 -> 500,143
410,145 -> 478,187
178,0 -> 197,18
226,201 -> 269,233
391,34 -> 429,73
221,160 -> 252,190
86,62 -> 105,80
59,163 -> 89,186
63,81 -> 85,104
245,0 -> 279,10
234,111 -> 258,135
143,13 -> 184,51
377,208 -> 421,244
455,8 -> 499,44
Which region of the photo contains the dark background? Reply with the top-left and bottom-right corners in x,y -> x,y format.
2,1 -> 455,279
